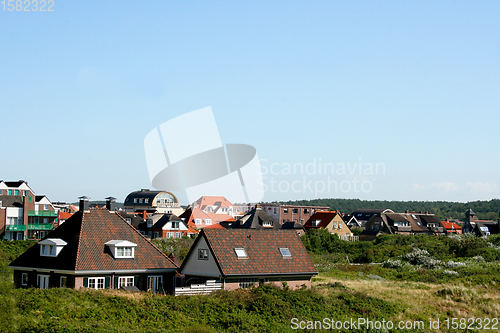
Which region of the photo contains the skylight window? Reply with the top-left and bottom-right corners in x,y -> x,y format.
234,248 -> 248,258
279,248 -> 292,258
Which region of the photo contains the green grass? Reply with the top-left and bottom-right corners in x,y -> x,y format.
1,236 -> 499,332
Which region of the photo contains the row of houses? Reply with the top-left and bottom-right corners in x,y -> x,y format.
9,197 -> 317,294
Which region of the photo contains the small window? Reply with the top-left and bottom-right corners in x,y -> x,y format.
88,277 -> 105,290
279,248 -> 292,258
204,219 -> 212,225
24,191 -> 29,196
118,276 -> 134,288
8,190 -> 12,195
198,249 -> 209,260
175,232 -> 183,238
234,248 -> 248,258
292,208 -> 298,214
283,208 -> 288,214
125,218 -> 131,224
239,278 -> 257,288
28,196 -> 32,202
116,247 -> 133,257
144,198 -> 149,204
333,221 -> 338,228
171,221 -> 180,229
133,198 -> 138,203
147,219 -> 153,228
15,190 -> 19,196
195,219 -> 202,225
339,222 -> 342,229
167,232 -> 174,238
304,209 -> 309,214
263,221 -> 272,227
21,273 -> 28,286
153,231 -> 159,238
60,276 -> 67,288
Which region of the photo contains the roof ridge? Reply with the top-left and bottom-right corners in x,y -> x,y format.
74,211 -> 85,271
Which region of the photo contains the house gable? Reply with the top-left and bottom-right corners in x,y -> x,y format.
181,234 -> 221,278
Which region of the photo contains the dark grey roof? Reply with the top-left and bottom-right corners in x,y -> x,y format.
385,213 -> 408,223
3,181 -> 25,188
230,206 -> 280,229
151,214 -> 182,229
35,195 -> 46,202
124,190 -> 163,205
281,222 -> 305,230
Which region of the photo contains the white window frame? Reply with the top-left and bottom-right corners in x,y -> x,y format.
166,232 -> 174,238
175,232 -> 183,238
105,240 -> 137,259
118,276 -> 134,288
171,221 -> 180,229
146,219 -> 153,228
204,219 -> 212,225
263,221 -> 272,227
88,277 -> 105,290
21,273 -> 28,286
234,248 -> 248,258
195,218 -> 202,225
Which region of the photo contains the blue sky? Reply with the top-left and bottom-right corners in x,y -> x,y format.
1,1 -> 499,204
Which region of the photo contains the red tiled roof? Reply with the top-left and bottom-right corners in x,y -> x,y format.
203,223 -> 225,229
206,213 -> 235,223
58,212 -> 73,220
303,211 -> 339,229
441,220 -> 462,230
10,208 -> 178,271
195,196 -> 234,208
196,229 -> 317,276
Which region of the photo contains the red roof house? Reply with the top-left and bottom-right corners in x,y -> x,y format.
180,229 -> 317,290
9,198 -> 178,293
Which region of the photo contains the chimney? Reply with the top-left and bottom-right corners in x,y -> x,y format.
105,197 -> 116,211
78,196 -> 90,212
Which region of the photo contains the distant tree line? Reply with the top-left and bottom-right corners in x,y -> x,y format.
274,198 -> 500,221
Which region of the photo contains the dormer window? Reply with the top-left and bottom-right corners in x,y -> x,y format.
312,220 -> 321,227
39,238 -> 67,257
279,248 -> 292,258
234,248 -> 248,258
105,240 -> 137,259
262,221 -> 273,227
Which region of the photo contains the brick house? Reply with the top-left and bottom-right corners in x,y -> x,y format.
9,198 -> 178,293
180,229 -> 317,290
0,180 -> 57,240
304,211 -> 356,240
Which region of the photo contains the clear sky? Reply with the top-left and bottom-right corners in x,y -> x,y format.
1,1 -> 499,204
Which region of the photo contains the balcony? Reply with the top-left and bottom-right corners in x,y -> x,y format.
6,225 -> 27,231
28,210 -> 58,217
28,224 -> 54,231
